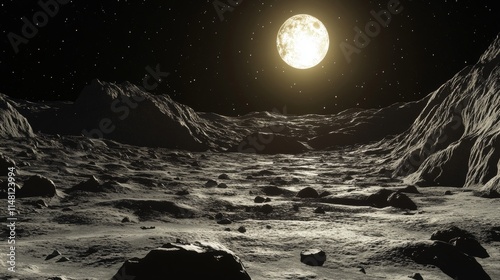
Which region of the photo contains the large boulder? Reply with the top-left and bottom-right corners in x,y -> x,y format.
19,175 -> 56,198
112,241 -> 251,280
401,241 -> 491,280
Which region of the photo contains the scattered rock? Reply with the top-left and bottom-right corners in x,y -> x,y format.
399,185 -> 420,194
450,237 -> 489,258
215,213 -> 224,220
262,186 -> 286,196
204,180 -> 218,188
478,189 -> 500,198
122,217 -> 131,223
359,267 -> 366,274
401,241 -> 491,280
430,226 -> 476,242
254,196 -> 266,203
255,170 -> 275,176
387,192 -> 418,210
217,183 -> 228,189
224,228 -> 231,232
264,197 -> 271,202
319,191 -> 332,197
314,207 -> 326,214
66,176 -> 102,193
35,199 -> 48,208
20,175 -> 56,198
237,226 -> 246,233
292,204 -> 300,211
113,241 -> 251,280
218,174 -> 230,179
270,177 -> 288,186
140,226 -> 156,230
366,189 -> 418,210
217,218 -> 232,225
56,257 -> 70,263
259,204 -> 273,214
409,272 -> 424,280
367,189 -> 394,208
444,190 -> 453,195
296,187 -> 319,198
176,189 -> 189,196
45,250 -> 62,260
300,249 -> 326,266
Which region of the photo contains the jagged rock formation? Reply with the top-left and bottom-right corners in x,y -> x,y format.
0,93 -> 34,138
390,34 -> 500,191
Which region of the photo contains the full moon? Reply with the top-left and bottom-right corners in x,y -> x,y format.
277,14 -> 329,69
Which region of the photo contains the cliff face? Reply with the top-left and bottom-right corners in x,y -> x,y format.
0,94 -> 34,138
392,34 -> 500,191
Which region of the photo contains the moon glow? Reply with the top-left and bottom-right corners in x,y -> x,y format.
277,14 -> 329,69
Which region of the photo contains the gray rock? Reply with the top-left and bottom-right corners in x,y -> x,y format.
112,241 -> 251,280
300,249 -> 326,266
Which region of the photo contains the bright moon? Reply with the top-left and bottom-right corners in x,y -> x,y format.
277,14 -> 329,69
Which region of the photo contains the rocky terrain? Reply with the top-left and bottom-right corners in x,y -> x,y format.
0,34 -> 498,279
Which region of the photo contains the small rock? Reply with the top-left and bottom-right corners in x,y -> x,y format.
218,174 -> 230,179
296,187 -> 319,198
45,250 -> 61,260
217,218 -> 232,225
121,217 -> 131,223
409,273 -> 424,280
224,228 -> 231,231
262,186 -> 285,196
62,207 -> 73,212
359,267 -> 366,274
259,204 -> 273,214
264,197 -> 272,202
204,180 -> 218,188
56,257 -> 70,263
266,225 -> 272,229
300,249 -> 326,266
293,204 -> 300,211
140,226 -> 155,230
217,183 -> 228,189
254,196 -> 266,203
399,185 -> 420,194
237,226 -> 246,233
176,189 -> 189,195
215,213 -> 224,220
314,207 -> 326,214
444,190 -> 453,195
387,192 -> 418,210
319,191 -> 332,197
35,199 -> 48,207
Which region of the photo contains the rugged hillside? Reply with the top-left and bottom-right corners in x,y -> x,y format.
391,34 -> 500,191
0,93 -> 34,138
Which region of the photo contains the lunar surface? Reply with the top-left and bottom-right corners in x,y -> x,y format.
277,14 -> 329,69
0,34 -> 499,280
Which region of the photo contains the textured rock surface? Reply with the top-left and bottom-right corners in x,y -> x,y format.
0,94 -> 35,138
113,241 -> 251,280
391,34 -> 500,190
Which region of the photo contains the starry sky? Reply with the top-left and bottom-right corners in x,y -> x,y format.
0,0 -> 498,115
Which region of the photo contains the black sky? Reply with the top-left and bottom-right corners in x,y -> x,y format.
0,0 -> 498,115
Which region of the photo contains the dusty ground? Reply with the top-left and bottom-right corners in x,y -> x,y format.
1,135 -> 499,280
